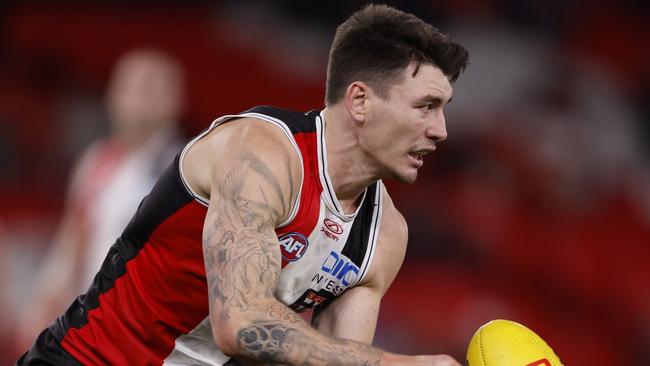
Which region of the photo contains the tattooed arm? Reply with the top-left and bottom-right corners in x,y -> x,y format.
185,118 -> 459,365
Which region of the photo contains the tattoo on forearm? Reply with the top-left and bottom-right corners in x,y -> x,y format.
237,322 -> 381,365
268,303 -> 301,324
238,323 -> 291,362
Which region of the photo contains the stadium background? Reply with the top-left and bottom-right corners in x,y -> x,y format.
0,1 -> 648,364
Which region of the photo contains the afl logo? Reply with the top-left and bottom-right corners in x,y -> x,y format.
279,232 -> 309,262
323,219 -> 343,234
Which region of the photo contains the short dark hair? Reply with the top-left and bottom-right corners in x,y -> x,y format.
325,4 -> 469,105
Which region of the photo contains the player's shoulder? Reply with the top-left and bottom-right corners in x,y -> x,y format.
182,108 -> 304,200
203,115 -> 286,152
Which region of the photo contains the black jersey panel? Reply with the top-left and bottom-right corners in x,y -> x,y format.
17,328 -> 83,366
341,182 -> 379,267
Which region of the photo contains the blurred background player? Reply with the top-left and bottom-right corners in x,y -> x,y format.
15,48 -> 185,350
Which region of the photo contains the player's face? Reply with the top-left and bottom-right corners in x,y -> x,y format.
108,53 -> 184,134
364,62 -> 453,183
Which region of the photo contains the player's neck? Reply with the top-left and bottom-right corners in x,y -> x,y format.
322,107 -> 379,208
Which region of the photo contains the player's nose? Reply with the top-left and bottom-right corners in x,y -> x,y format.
425,111 -> 447,142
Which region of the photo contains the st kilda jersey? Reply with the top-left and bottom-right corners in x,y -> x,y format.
22,106 -> 383,365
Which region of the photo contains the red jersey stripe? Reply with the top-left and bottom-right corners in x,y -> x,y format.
61,201 -> 208,364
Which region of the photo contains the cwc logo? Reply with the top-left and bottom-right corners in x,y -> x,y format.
311,251 -> 359,295
320,250 -> 359,287
278,232 -> 309,262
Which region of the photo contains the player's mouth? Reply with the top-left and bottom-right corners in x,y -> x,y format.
407,148 -> 434,167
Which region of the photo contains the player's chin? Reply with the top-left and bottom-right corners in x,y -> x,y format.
393,168 -> 419,184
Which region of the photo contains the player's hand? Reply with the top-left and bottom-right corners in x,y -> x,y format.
409,354 -> 462,366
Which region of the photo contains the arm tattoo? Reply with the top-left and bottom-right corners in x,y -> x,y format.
267,303 -> 301,324
237,322 -> 381,365
203,158 -> 285,318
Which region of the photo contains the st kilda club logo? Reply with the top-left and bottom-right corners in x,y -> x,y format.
279,232 -> 309,262
321,218 -> 344,241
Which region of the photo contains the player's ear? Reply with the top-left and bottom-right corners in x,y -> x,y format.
345,81 -> 368,123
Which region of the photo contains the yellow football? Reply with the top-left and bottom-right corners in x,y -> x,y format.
466,319 -> 563,366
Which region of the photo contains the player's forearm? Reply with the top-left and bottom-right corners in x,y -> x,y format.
214,299 -> 384,365
229,319 -> 423,366
234,319 -> 382,365
217,300 -> 451,366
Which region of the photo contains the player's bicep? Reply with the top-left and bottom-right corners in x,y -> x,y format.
200,124 -> 297,321
203,159 -> 283,317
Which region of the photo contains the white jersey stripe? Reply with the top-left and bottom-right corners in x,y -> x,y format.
316,111 -> 367,220
163,317 -> 229,365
